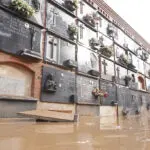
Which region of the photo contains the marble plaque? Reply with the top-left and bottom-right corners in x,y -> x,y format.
100,81 -> 116,106
0,76 -> 25,96
77,76 -> 99,105
0,0 -> 45,26
45,33 -> 76,67
41,66 -> 76,103
101,58 -> 114,81
46,2 -> 75,39
0,9 -> 41,56
78,45 -> 99,75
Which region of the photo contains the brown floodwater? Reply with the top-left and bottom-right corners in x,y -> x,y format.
0,111 -> 150,150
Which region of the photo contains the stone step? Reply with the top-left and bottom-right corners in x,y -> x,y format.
18,110 -> 75,122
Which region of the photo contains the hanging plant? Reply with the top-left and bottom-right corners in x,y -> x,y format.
119,54 -> 129,67
92,88 -> 108,98
83,14 -> 96,27
10,0 -> 35,18
100,46 -> 113,58
64,0 -> 78,12
68,24 -> 78,40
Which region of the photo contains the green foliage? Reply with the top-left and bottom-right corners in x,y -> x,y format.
10,0 -> 35,18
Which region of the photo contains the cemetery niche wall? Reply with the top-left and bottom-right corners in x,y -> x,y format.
78,45 -> 99,77
46,2 -> 76,40
77,76 -> 99,105
100,81 -> 117,106
0,9 -> 42,60
45,33 -> 77,68
41,66 -> 76,103
0,0 -> 45,26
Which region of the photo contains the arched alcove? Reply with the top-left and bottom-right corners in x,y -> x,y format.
0,63 -> 34,97
138,76 -> 145,90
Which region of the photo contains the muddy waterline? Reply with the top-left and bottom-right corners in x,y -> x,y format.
0,112 -> 150,150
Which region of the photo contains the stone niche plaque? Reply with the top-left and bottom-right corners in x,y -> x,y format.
77,76 -> 99,105
128,71 -> 138,90
41,66 -> 76,103
45,33 -> 76,68
0,9 -> 41,58
78,45 -> 99,76
101,58 -> 114,81
117,86 -> 130,109
115,65 -> 127,86
100,81 -> 116,106
46,2 -> 75,39
0,0 -> 45,26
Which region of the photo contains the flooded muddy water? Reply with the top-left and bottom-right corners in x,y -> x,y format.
0,112 -> 150,150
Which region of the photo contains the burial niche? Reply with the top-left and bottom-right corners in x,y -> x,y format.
0,64 -> 33,97
138,76 -> 145,90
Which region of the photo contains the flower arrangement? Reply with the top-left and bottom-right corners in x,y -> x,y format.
92,88 -> 108,98
100,46 -> 113,58
107,24 -> 114,36
64,0 -> 78,12
119,54 -> 129,67
10,0 -> 35,18
124,75 -> 131,86
83,14 -> 96,27
68,24 -> 78,40
89,38 -> 100,50
140,52 -> 149,62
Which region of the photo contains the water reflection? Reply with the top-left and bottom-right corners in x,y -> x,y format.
0,111 -> 150,150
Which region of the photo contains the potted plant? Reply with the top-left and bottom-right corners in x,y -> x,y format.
124,75 -> 131,86
92,88 -> 108,98
89,38 -> 100,50
9,0 -> 35,18
107,24 -> 114,36
83,14 -> 96,27
68,24 -> 78,40
100,46 -> 113,58
119,54 -> 129,67
140,52 -> 149,62
64,0 -> 78,12
128,62 -> 136,70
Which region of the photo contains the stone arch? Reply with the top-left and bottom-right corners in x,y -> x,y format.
138,76 -> 145,90
0,62 -> 34,97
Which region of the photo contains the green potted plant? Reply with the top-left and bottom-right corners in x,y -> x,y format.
83,14 -> 96,27
64,0 -> 78,12
124,75 -> 131,86
107,24 -> 114,37
89,38 -> 100,50
140,52 -> 149,62
119,54 -> 129,67
68,24 -> 78,40
100,46 -> 113,58
10,0 -> 35,18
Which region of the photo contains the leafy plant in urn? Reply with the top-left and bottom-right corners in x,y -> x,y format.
10,0 -> 35,18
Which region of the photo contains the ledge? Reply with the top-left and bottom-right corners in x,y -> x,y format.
77,102 -> 100,106
0,95 -> 38,102
77,71 -> 100,79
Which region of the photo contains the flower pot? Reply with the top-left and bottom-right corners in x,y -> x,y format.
83,16 -> 96,27
65,0 -> 76,12
100,47 -> 112,58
